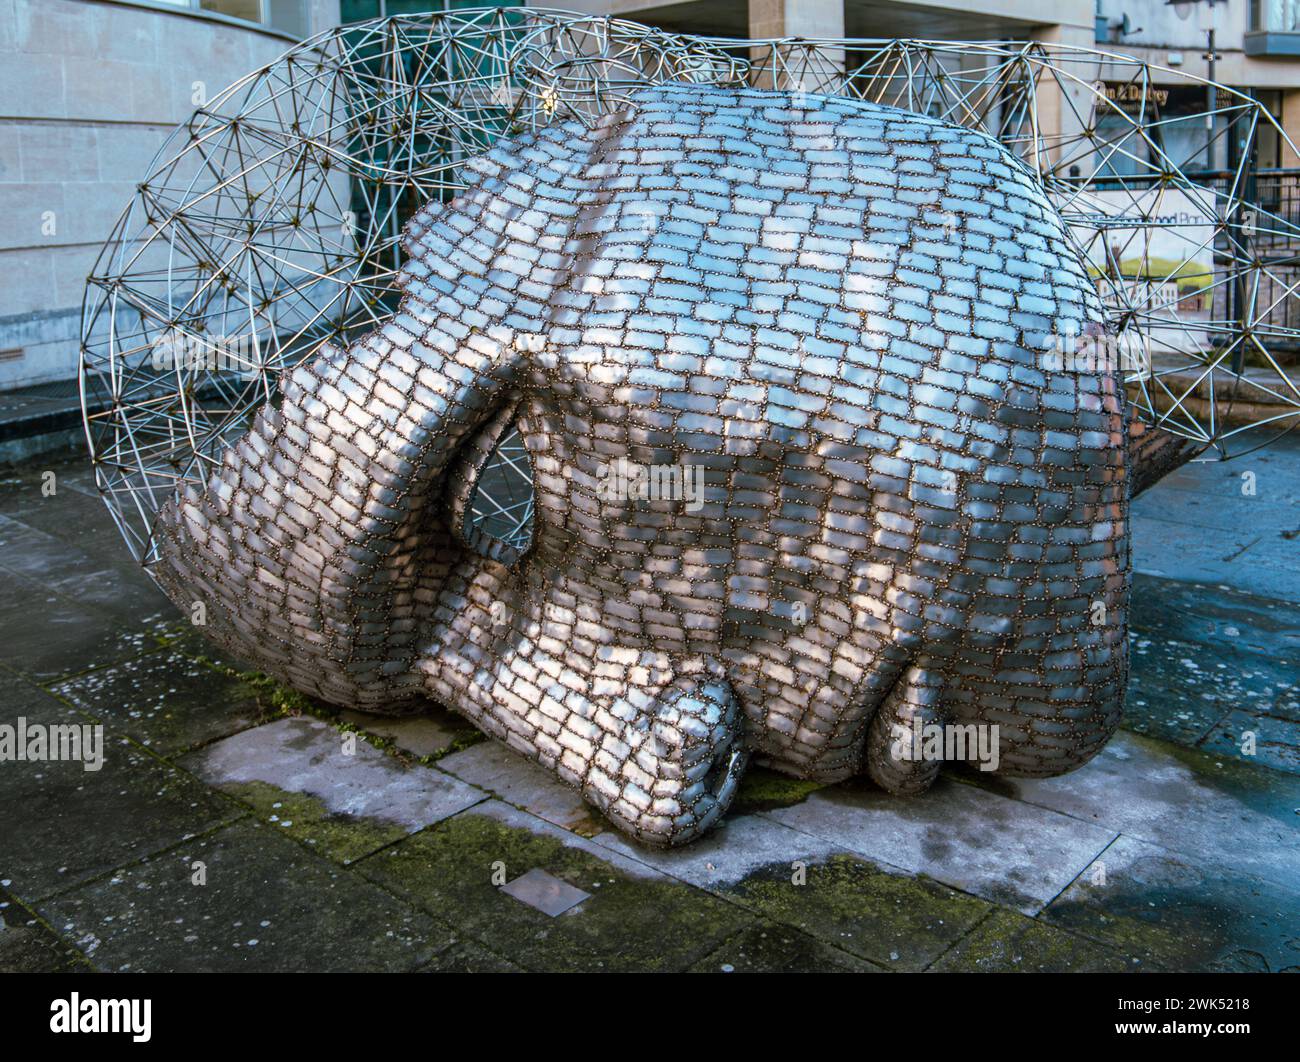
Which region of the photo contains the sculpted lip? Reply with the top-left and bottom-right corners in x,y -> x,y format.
152,84 -> 1130,847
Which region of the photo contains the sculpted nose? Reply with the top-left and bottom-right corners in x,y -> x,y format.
593,674 -> 749,846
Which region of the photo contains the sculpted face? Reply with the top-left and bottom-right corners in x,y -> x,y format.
155,85 -> 1129,846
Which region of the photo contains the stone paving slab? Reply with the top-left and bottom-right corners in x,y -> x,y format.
1125,577 -> 1299,768
0,464 -> 123,542
1042,834 -> 1300,973
470,800 -> 669,880
595,786 -> 1134,971
0,572 -> 172,682
1270,686 -> 1300,724
35,821 -> 453,972
355,801 -> 751,972
1125,632 -> 1270,749
53,649 -> 267,755
1131,478 -> 1250,534
1129,433 -> 1300,602
972,730 -> 1300,890
437,739 -> 603,835
0,886 -> 92,972
688,919 -> 880,973
0,919 -> 90,972
764,776 -> 1117,914
0,671 -> 241,902
0,518 -> 169,626
338,705 -> 472,759
1130,515 -> 1300,600
591,810 -> 840,889
928,908 -> 1137,973
153,621 -> 255,674
0,464 -> 175,680
500,867 -> 592,916
1201,709 -> 1300,774
717,852 -> 992,971
44,564 -> 171,621
1130,574 -> 1300,661
183,717 -> 486,864
3,441 -> 1298,972
1131,532 -> 1280,597
0,511 -> 112,585
0,466 -> 162,567
0,462 -> 102,503
418,938 -> 523,972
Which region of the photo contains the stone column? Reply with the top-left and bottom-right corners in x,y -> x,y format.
1028,20 -> 1096,176
1280,88 -> 1300,168
748,0 -> 845,93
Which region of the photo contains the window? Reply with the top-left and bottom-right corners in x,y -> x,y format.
1246,0 -> 1300,55
1251,0 -> 1300,32
342,2 -> 523,21
201,1 -> 262,24
149,1 -> 312,37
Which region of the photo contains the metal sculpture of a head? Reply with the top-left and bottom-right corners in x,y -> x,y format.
148,83 -> 1129,845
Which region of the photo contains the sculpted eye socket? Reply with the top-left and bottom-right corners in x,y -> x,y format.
445,404 -> 535,565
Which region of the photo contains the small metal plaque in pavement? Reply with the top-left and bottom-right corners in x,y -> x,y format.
499,868 -> 591,917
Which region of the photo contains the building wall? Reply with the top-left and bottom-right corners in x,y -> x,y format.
1097,0 -> 1295,86
1096,1 -> 1300,163
0,0 -> 340,390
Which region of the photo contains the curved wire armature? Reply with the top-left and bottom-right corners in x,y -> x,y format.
81,9 -> 1300,566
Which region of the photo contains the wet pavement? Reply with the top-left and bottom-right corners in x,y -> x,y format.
1,437 -> 1298,972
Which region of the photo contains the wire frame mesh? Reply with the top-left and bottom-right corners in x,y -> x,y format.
80,9 -> 1300,566
737,37 -> 1300,456
466,425 -> 534,553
